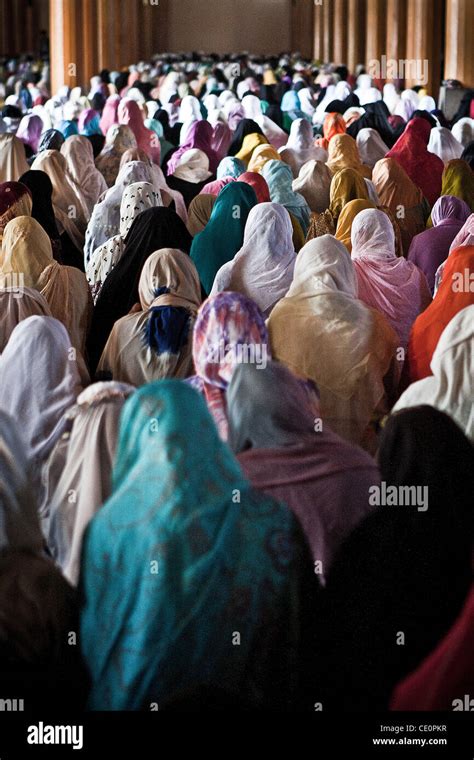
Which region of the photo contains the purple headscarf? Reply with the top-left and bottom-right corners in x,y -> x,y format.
407,195 -> 471,294
16,114 -> 43,153
167,120 -> 219,176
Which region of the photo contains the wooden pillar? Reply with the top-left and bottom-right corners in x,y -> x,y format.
322,0 -> 334,62
332,0 -> 348,65
366,0 -> 386,69
347,0 -> 365,72
313,0 -> 325,61
445,0 -> 474,87
291,0 -> 314,59
405,0 -> 443,94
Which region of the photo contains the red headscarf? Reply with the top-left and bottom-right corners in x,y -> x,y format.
386,117 -> 444,206
237,171 -> 271,203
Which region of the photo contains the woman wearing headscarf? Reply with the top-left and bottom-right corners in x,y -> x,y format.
314,405 -> 473,711
292,160 -> 332,214
451,117 -> 474,148
78,108 -> 102,137
234,132 -> 270,166
372,157 -> 427,255
86,181 -> 162,302
94,124 -> 138,187
237,171 -> 271,203
433,159 -> 474,217
0,134 -> 29,182
188,292 -> 270,440
19,169 -> 63,261
190,182 -> 257,295
335,198 -> 377,251
227,118 -> 265,156
31,149 -> 88,256
0,316 -> 82,493
386,117 -> 444,206
117,99 -> 160,165
80,379 -> 317,710
99,94 -> 120,136
37,128 -> 65,154
314,112 -> 347,152
98,248 -> 201,385
391,584 -> 474,711
177,94 -> 202,143
60,135 -> 108,215
268,235 -> 399,447
1,216 -> 92,373
216,156 -> 246,179
88,207 -> 193,373
246,142 -> 281,173
211,121 -> 232,161
166,149 -> 213,207
210,203 -> 296,317
355,128 -> 389,169
144,116 -> 175,166
186,193 -> 216,236
83,160 -> 155,263
0,180 -> 32,244
280,90 -> 306,128
241,93 -> 287,149
351,209 -> 431,350
307,166 -> 370,239
0,287 -> 52,352
199,176 -> 236,197
408,196 -> 471,293
279,119 -> 327,178
43,381 -> 135,586
16,114 -> 43,157
326,133 -> 372,179
166,121 -> 219,177
427,126 -> 464,163
394,306 -> 473,442
227,361 -> 379,583
405,245 -> 474,382
261,160 -> 311,235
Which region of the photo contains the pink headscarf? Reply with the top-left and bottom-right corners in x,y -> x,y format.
117,99 -> 160,165
16,114 -> 43,153
211,122 -> 232,160
166,120 -> 219,176
226,103 -> 245,131
351,209 -> 432,349
199,176 -> 235,196
237,171 -> 271,203
449,212 -> 474,253
99,95 -> 120,136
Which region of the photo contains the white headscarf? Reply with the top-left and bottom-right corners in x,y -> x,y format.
298,88 -> 316,117
356,128 -> 389,168
292,159 -> 332,213
61,135 -> 108,215
211,202 -> 296,316
241,94 -> 287,149
383,83 -> 400,114
393,305 -> 474,442
451,117 -> 474,147
279,118 -> 327,177
427,126 -> 464,163
171,149 -> 212,183
0,287 -> 52,352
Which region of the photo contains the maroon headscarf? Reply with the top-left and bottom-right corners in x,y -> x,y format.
238,171 -> 271,203
386,117 -> 444,205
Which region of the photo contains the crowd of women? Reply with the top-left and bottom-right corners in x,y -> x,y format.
0,52 -> 472,712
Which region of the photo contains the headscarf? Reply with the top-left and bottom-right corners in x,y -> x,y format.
279,118 -> 327,177
267,235 -> 398,445
58,119 -> 79,139
78,108 -> 101,136
314,405 -> 473,711
86,181 -> 162,301
94,124 -> 138,187
16,114 -> 43,154
408,196 -> 471,294
329,166 -> 370,220
396,305 -> 474,442
60,135 -> 108,215
372,157 -> 426,254
188,292 -> 271,440
97,248 -> 201,386
451,117 -> 474,147
37,128 -> 65,153
18,170 -> 62,255
241,93 -> 287,149
427,126 -> 464,163
246,142 -> 281,173
99,95 -> 120,135
291,160 -> 332,213
170,149 -> 212,183
449,213 -> 474,253
80,379 -> 312,710
118,99 -> 160,165
315,112 -> 346,151
211,202 -> 296,316
234,132 -> 269,165
335,198 -> 377,251
406,245 -> 474,382
211,121 -> 232,160
186,193 -> 216,236
190,182 -> 257,295
437,158 -> 474,212
0,181 -> 32,244
44,382 -> 135,586
227,118 -> 265,156
167,120 -> 219,176
216,156 -> 245,179
386,117 -> 444,206
327,133 -> 372,179
351,209 -> 431,349
0,134 -> 29,182
199,176 -> 236,196
0,287 -> 52,352
261,160 -> 310,234
0,316 -> 81,489
0,409 -> 43,553
237,171 -> 271,203
355,128 -> 389,168
227,361 -> 379,582
88,207 -> 193,372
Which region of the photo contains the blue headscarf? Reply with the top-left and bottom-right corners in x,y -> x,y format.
216,156 -> 246,179
80,380 -> 310,709
58,119 -> 79,138
261,160 -> 311,234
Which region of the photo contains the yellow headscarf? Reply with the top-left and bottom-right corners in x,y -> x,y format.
335,199 -> 376,252
329,167 -> 370,220
439,159 -> 474,211
1,215 -> 53,287
247,143 -> 281,173
327,133 -> 372,179
235,133 -> 269,165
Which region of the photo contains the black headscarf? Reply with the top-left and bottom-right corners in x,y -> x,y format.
86,133 -> 105,158
19,169 -> 62,254
37,128 -> 65,153
87,207 -> 193,372
227,118 -> 265,156
314,406 -> 473,711
410,109 -> 437,128
347,101 -> 402,148
461,140 -> 474,170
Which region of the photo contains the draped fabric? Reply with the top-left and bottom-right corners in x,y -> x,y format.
351,209 -> 432,349
16,114 -> 43,154
0,287 -> 52,352
335,198 -> 377,251
372,157 -> 426,254
88,207 -> 193,372
279,119 -> 327,177
246,143 -> 281,173
237,171 -> 271,203
328,166 -> 370,221
406,245 -> 474,382
186,193 -> 215,236
211,202 -> 296,316
199,177 -> 235,197
44,382 -> 135,586
216,156 -> 245,179
61,136 -> 108,215
436,158 -> 474,213
117,99 -> 160,165
261,160 -> 310,234
99,95 -> 120,136
326,133 -> 372,178
19,170 -> 62,258
241,94 -> 287,149
427,126 -> 464,163
0,134 -> 29,182
166,121 -> 219,176
267,235 -> 398,446
97,248 -> 201,386
0,181 -> 32,245
315,112 -> 346,152
94,125 -> 138,188
190,182 -> 257,295
386,117 -> 444,206
188,292 -> 270,440
80,380 -> 314,710
395,305 -> 474,442
355,128 -> 389,168
169,149 -> 212,182
292,160 -> 332,213
227,118 -> 265,156
227,361 -> 379,583
234,132 -> 269,164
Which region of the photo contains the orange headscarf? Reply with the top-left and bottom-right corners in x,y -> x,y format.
315,112 -> 346,151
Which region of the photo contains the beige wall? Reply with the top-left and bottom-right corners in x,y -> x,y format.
168,0 -> 291,54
